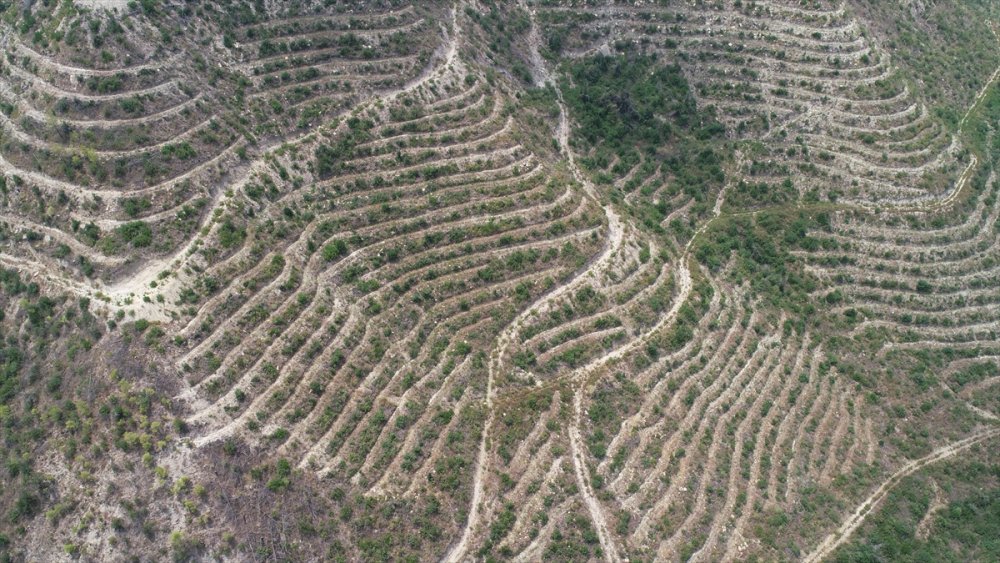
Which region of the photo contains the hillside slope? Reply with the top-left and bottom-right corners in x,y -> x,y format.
0,0 -> 998,561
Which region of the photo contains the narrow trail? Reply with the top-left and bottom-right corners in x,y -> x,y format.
914,479 -> 945,541
0,112 -> 217,159
569,389 -> 621,562
959,27 -> 1000,132
962,374 -> 1000,398
502,5 -> 726,560
444,5 -> 624,560
8,35 -> 179,76
965,403 -> 999,422
5,61 -> 179,101
526,6 -> 624,560
935,378 -> 1000,422
0,79 -> 204,128
802,427 -> 1000,563
443,207 -> 621,560
896,154 -> 977,213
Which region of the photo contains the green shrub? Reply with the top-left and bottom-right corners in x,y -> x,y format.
322,240 -> 349,261
217,220 -> 246,249
117,221 -> 153,248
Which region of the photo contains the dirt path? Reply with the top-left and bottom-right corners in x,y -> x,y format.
73,0 -> 129,10
14,92 -> 202,129
523,7 -> 626,560
444,8 -> 630,559
959,49 -> 1000,131
914,479 -> 945,541
569,390 -> 622,562
0,112 -> 215,158
445,6 -> 635,560
962,375 -> 1000,398
10,35 -> 177,75
557,116 -> 627,563
5,62 -> 178,101
441,196 -> 619,560
803,427 -> 1000,563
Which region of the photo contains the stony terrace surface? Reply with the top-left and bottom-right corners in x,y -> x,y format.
0,0 -> 998,561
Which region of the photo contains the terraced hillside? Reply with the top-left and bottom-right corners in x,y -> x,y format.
537,0 -> 987,208
0,1 -> 445,319
0,0 -> 998,561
